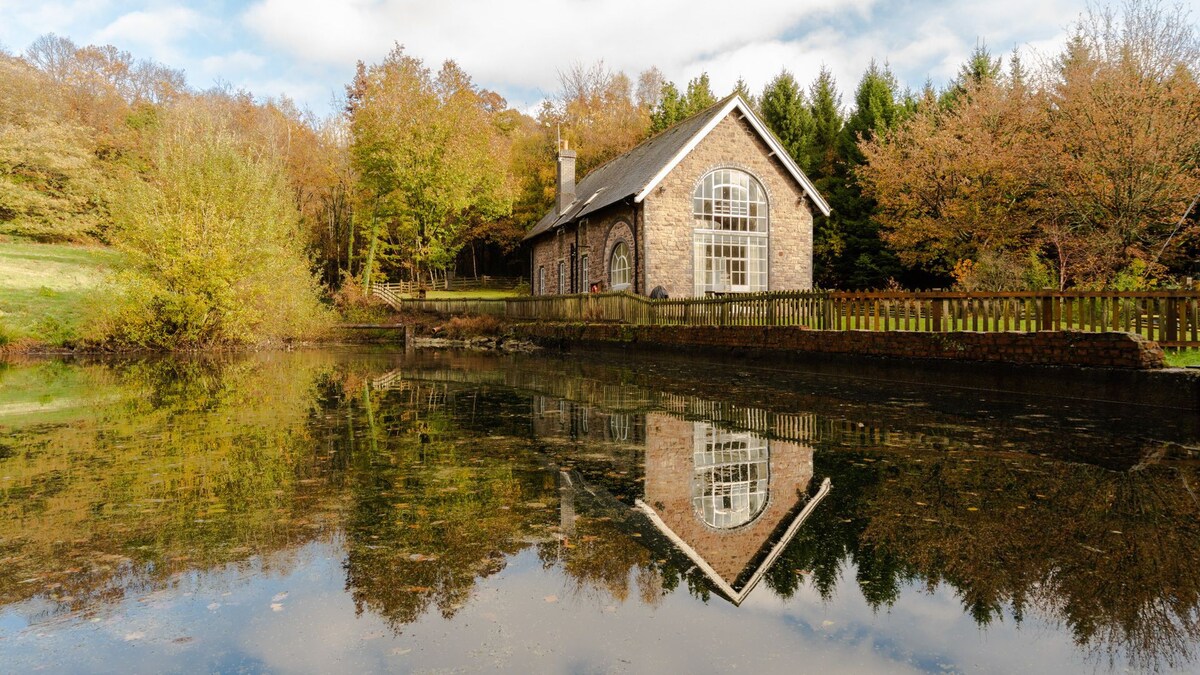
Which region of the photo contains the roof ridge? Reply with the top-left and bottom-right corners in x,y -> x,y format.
570,94 -> 737,180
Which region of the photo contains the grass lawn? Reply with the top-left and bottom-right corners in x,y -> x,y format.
0,238 -> 122,346
415,288 -> 520,300
1165,349 -> 1200,368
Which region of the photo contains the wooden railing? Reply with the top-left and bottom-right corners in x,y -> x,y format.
386,290 -> 1200,347
372,275 -> 524,296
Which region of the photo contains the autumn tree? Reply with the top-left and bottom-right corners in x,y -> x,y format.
860,1 -> 1200,289
347,46 -> 513,286
1039,0 -> 1200,286
104,106 -> 329,347
0,54 -> 105,241
860,63 -> 1046,287
552,61 -> 651,173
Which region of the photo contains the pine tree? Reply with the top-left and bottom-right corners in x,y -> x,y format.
758,70 -> 812,169
828,61 -> 907,289
807,67 -> 843,180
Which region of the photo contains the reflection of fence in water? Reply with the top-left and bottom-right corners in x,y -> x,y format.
372,365 -> 948,453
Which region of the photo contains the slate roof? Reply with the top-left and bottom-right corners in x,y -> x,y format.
523,96 -> 735,242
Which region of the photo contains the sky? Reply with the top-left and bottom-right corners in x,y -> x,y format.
0,0 -> 1137,118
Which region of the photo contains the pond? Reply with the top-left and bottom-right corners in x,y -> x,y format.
1,347 -> 1198,673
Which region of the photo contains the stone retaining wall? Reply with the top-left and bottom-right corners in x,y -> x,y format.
513,324 -> 1166,370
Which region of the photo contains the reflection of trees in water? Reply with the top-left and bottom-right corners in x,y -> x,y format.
6,350 -> 1200,673
0,352 -> 350,619
339,380 -> 560,630
768,446 -> 1200,671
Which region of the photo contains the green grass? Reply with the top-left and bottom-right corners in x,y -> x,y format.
1165,349 -> 1200,368
0,237 -> 123,346
415,288 -> 520,299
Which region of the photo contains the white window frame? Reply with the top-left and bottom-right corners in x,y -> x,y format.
557,261 -> 566,294
692,168 -> 769,295
538,266 -> 546,295
610,241 -> 631,291
691,422 -> 770,529
580,254 -> 589,291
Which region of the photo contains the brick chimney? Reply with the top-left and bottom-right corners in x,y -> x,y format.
556,140 -> 576,215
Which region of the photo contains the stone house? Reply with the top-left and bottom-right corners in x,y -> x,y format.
524,94 -> 831,298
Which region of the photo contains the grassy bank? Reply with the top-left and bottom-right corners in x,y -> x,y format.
1166,350 -> 1200,368
0,238 -> 122,347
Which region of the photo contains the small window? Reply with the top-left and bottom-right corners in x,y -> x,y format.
610,242 -> 630,291
538,266 -> 546,295
558,261 -> 566,294
580,254 -> 590,291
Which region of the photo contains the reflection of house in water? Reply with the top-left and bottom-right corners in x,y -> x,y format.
375,363 -> 831,606
528,388 -> 830,605
639,415 -> 828,605
531,395 -> 646,446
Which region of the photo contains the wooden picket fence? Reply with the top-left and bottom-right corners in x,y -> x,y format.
372,276 -> 524,296
383,289 -> 1200,347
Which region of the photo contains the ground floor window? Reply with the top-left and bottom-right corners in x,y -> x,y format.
691,423 -> 769,529
610,242 -> 630,291
693,231 -> 767,295
580,254 -> 589,291
538,266 -> 545,295
557,261 -> 565,294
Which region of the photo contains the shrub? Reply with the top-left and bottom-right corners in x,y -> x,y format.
440,315 -> 503,339
101,107 -> 331,349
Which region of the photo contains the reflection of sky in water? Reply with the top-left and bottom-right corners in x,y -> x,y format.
2,349 -> 1198,673
2,540 -> 1077,674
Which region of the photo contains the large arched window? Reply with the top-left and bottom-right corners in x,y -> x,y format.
692,168 -> 768,295
691,423 -> 769,529
610,241 -> 631,291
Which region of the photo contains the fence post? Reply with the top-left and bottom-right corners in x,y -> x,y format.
1040,297 -> 1053,331
932,299 -> 944,332
1166,300 -> 1179,343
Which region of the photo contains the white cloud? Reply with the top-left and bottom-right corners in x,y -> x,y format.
93,7 -> 209,63
241,0 -> 874,98
0,0 -> 1093,115
200,50 -> 266,77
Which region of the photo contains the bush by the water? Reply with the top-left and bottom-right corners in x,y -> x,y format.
439,315 -> 504,339
99,108 -> 330,348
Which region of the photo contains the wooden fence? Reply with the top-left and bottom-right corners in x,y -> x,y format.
372,275 -> 524,296
384,290 -> 1200,348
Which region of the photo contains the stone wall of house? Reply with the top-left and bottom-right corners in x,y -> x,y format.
641,114 -> 814,298
513,324 -> 1168,370
529,203 -> 635,295
643,413 -> 814,583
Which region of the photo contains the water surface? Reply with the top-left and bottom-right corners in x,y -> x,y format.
1,348 -> 1198,673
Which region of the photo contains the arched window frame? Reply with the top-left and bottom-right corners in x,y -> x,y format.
691,422 -> 770,530
692,168 -> 769,295
610,241 -> 631,291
